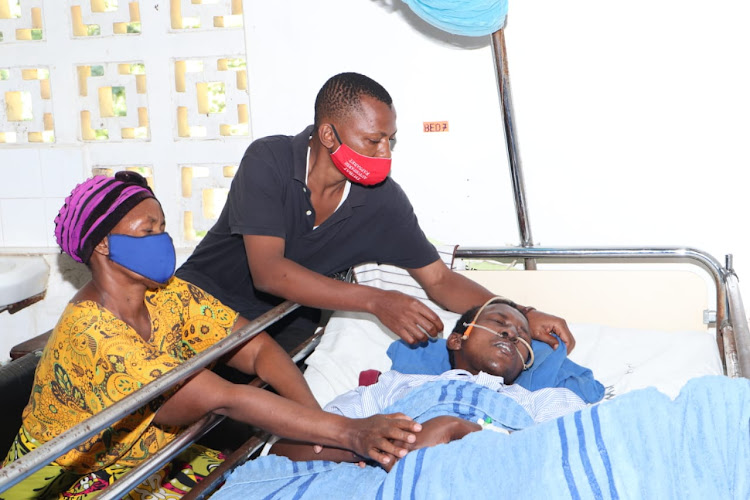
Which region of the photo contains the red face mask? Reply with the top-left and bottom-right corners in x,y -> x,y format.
330,125 -> 391,186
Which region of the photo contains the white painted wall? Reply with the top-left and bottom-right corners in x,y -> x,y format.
1,0 -> 748,361
244,0 -> 750,308
244,0 -> 518,246
0,1 -> 247,362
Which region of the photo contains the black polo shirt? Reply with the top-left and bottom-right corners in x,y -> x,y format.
176,125 -> 439,320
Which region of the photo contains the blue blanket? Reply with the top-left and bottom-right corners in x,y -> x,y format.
214,376 -> 750,499
387,336 -> 605,403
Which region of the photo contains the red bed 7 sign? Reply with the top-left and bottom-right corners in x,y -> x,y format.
423,121 -> 449,132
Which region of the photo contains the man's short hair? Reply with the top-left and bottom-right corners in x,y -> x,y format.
448,297 -> 520,368
314,72 -> 393,127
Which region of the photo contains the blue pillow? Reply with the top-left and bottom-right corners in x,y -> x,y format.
387,338 -> 450,376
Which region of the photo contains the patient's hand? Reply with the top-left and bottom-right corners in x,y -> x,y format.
348,412 -> 422,467
381,416 -> 481,472
405,415 -> 481,449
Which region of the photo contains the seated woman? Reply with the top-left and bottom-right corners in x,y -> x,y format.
269,297 -> 587,470
0,172 -> 420,499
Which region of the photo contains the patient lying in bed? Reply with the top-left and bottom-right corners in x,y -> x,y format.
211,297 -> 750,499
216,374 -> 750,500
269,298 -> 587,469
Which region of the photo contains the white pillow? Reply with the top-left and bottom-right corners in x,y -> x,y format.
305,314 -> 724,405
304,311 -> 402,406
567,323 -> 723,400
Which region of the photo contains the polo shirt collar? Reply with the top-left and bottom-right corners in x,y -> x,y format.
292,125 -> 368,208
292,125 -> 314,184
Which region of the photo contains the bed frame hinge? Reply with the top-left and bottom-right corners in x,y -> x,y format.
704,309 -> 717,325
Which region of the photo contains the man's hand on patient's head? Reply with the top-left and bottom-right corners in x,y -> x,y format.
525,309 -> 576,353
369,290 -> 444,344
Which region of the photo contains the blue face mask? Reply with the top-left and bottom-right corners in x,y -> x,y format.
108,232 -> 176,284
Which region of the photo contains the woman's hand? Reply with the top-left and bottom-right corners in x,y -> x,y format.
525,309 -> 575,353
346,413 -> 422,467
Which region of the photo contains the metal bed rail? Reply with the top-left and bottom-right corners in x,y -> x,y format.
725,272 -> 750,380
179,329 -> 326,500
454,245 -> 747,378
0,300 -> 300,494
95,329 -> 323,500
96,414 -> 225,500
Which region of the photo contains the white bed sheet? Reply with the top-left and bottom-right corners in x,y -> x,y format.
303,310 -> 724,406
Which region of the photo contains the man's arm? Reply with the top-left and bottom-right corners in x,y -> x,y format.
244,234 -> 443,343
408,259 -> 494,314
409,259 -> 576,352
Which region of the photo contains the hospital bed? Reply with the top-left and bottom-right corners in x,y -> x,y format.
198,246 -> 747,499
0,239 -> 746,499
0,245 -> 744,499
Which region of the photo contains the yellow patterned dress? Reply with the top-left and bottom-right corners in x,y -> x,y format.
1,277 -> 239,499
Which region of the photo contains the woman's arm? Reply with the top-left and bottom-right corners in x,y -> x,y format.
268,439 -> 362,464
268,415 -> 482,472
153,368 -> 421,467
223,317 -> 321,410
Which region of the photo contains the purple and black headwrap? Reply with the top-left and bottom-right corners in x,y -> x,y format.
54,171 -> 155,263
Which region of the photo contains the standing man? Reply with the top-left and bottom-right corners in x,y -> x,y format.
176,72 -> 574,352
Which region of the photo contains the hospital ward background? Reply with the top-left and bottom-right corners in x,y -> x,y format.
1,0 -> 750,498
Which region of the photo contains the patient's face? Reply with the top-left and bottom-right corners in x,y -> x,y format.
456,303 -> 532,383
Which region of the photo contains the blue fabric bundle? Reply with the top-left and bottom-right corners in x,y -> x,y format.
401,0 -> 508,37
214,376 -> 750,499
385,338 -> 450,376
386,335 -> 605,403
514,336 -> 605,403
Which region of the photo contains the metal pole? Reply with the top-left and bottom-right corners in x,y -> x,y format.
0,300 -> 300,494
726,274 -> 750,378
182,432 -> 270,500
454,245 -> 726,284
93,415 -> 225,500
490,28 -> 536,270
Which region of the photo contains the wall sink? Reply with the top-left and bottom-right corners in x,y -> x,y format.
0,256 -> 50,313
